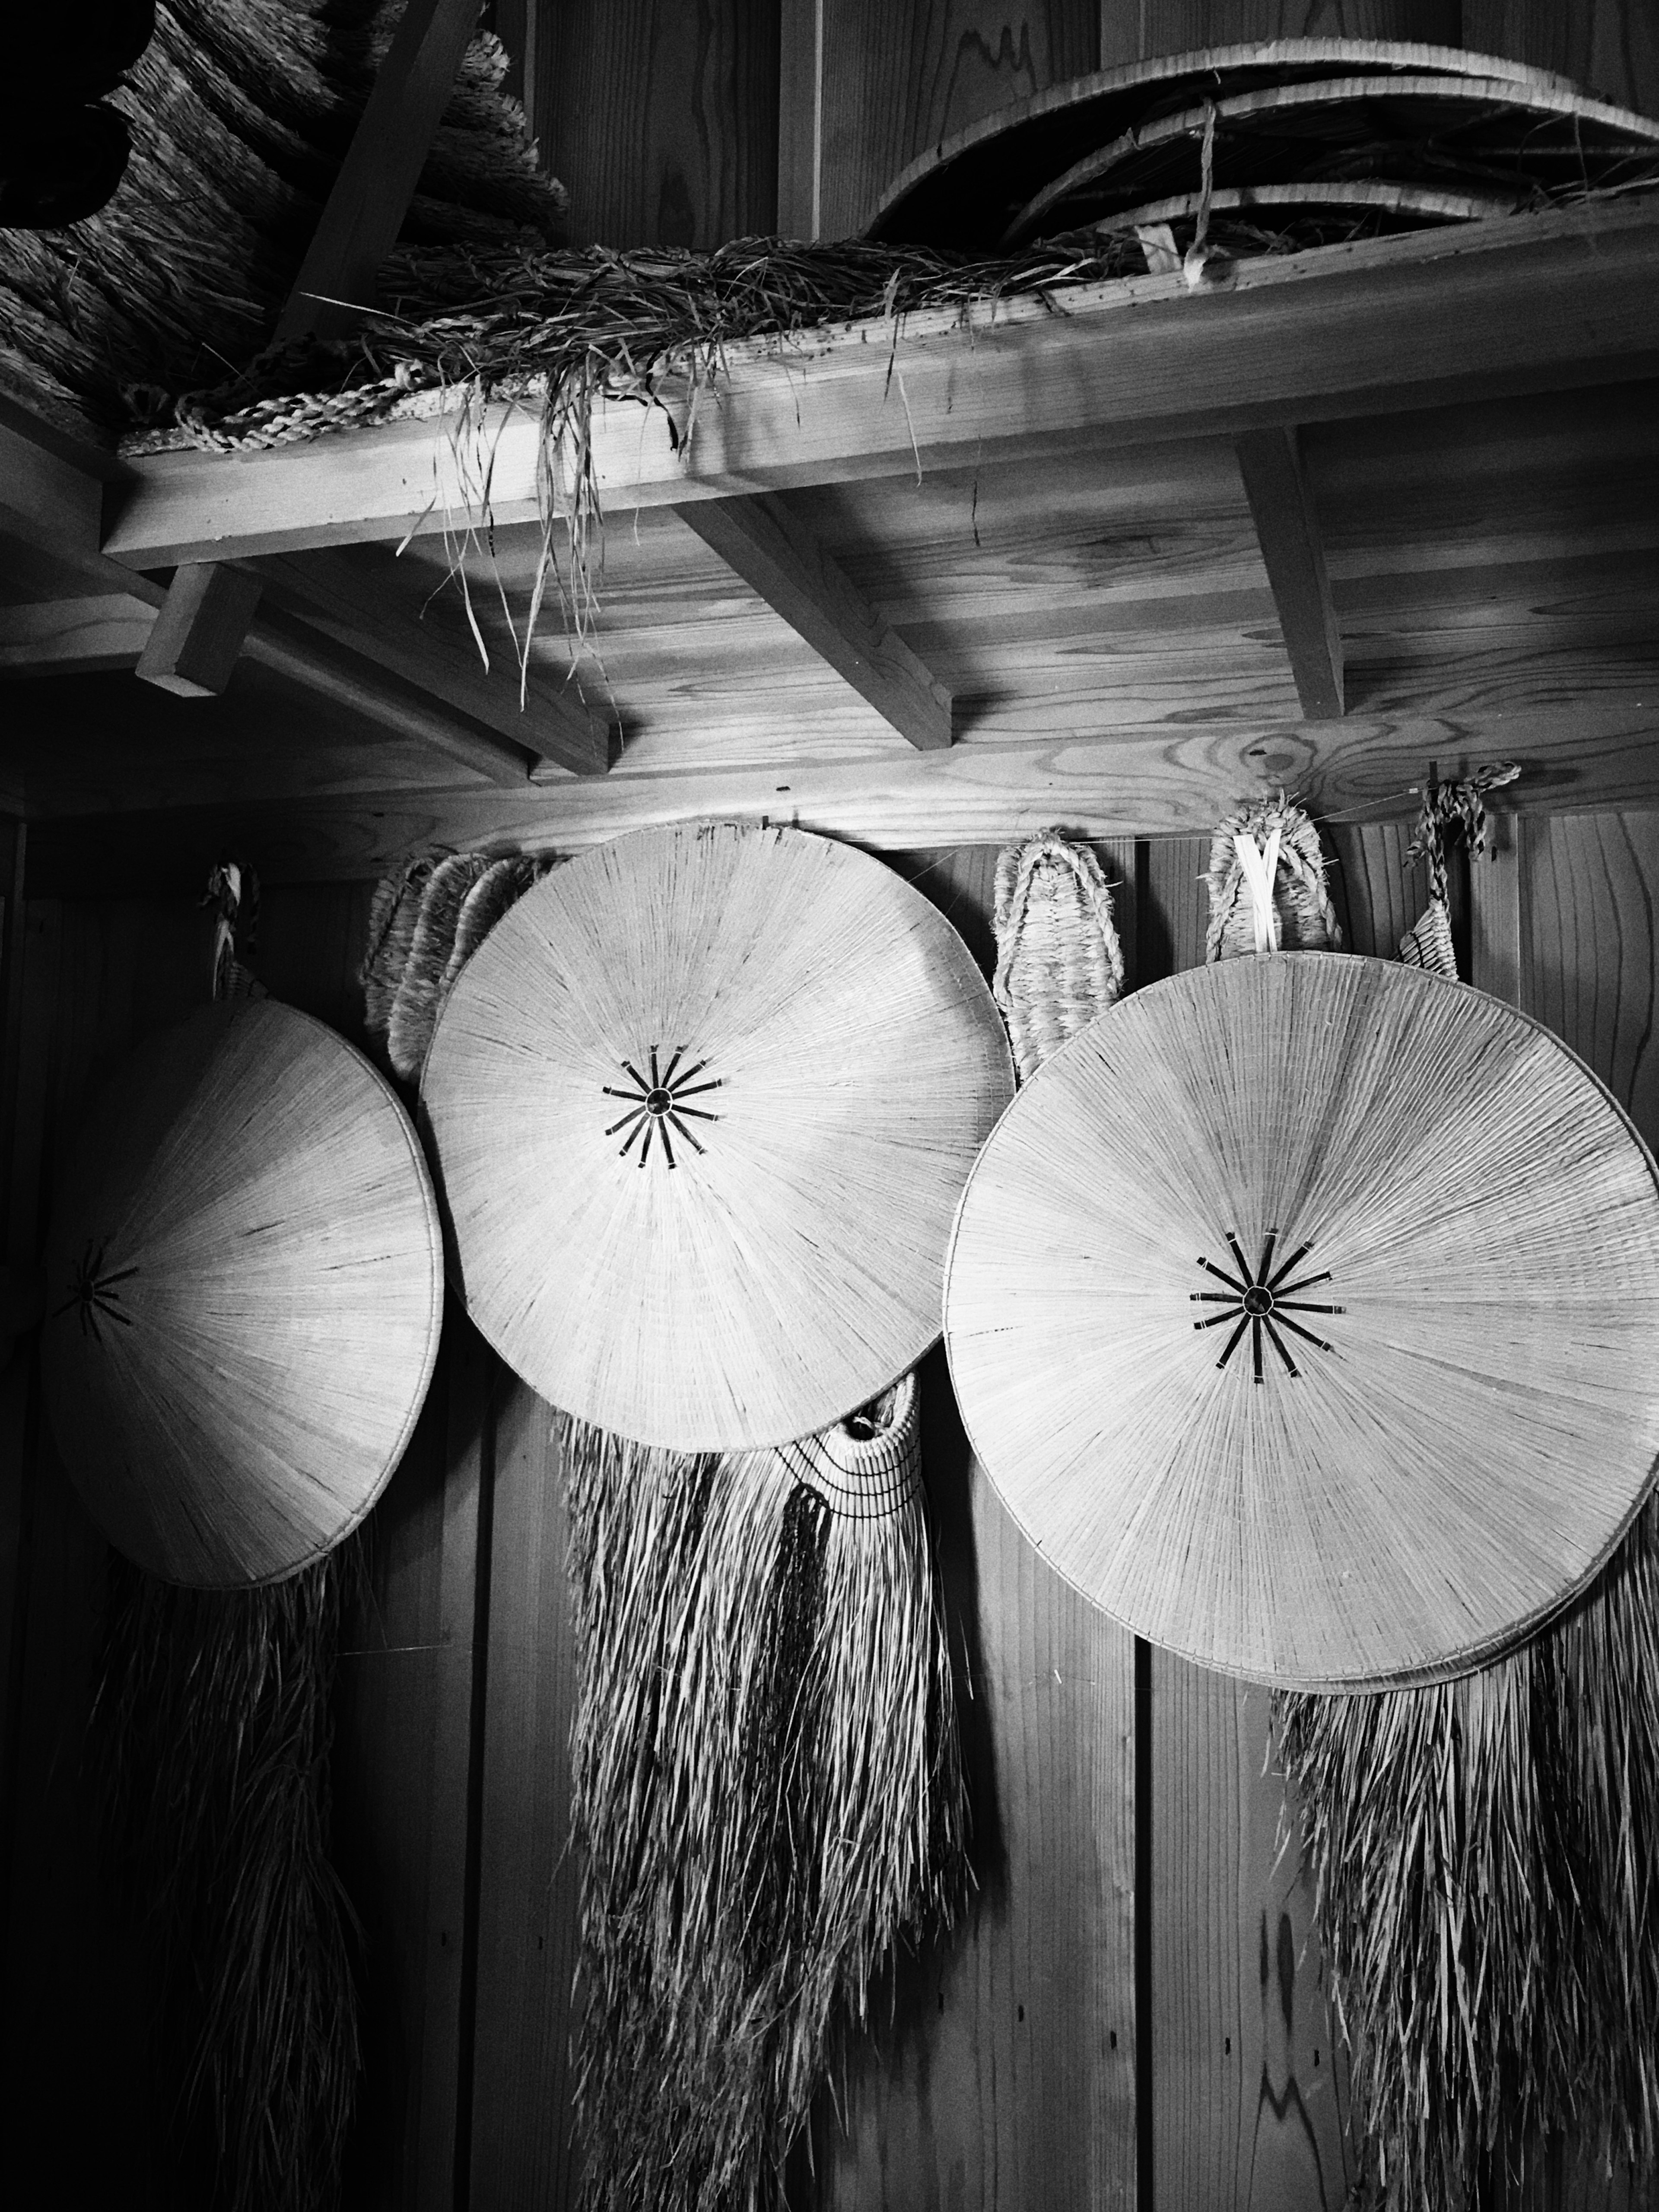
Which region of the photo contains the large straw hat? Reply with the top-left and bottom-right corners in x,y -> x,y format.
944,953 -> 1659,1689
421,820 -> 1014,1449
41,998 -> 444,1587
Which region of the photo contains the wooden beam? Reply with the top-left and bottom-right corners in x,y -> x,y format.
0,594 -> 156,676
238,608 -> 534,788
22,669 -> 1658,894
102,201 -> 1659,568
252,548 -> 615,776
677,494 -> 950,749
275,0 -> 481,343
1234,426 -> 1344,720
135,563 -> 264,697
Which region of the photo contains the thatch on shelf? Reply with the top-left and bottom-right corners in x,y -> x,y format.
0,0 -> 567,433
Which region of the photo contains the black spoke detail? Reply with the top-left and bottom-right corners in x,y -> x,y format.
604,1047 -> 723,1166
1215,1314 -> 1251,1371
1193,1233 -> 1340,1379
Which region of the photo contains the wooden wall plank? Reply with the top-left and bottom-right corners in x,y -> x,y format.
1100,0 -> 1462,69
468,1377 -> 580,2212
818,0 -> 1099,238
0,895 -> 215,2204
823,840 -> 1137,2210
1138,833 -> 1355,2212
1461,0 -> 1659,122
537,0 -> 779,248
1525,811 -> 1659,1150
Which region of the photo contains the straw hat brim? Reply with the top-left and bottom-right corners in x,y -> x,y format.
944,953 -> 1659,1689
41,999 -> 445,1588
421,820 -> 1014,1449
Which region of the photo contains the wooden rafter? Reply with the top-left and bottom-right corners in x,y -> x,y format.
276,0 -> 484,345
1234,426 -> 1343,720
678,494 -> 951,749
135,563 -> 264,697
99,202 -> 1659,569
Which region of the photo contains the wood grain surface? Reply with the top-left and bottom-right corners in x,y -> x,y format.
822,841 -> 1138,2211
536,0 -> 778,248
817,0 -> 1099,236
467,1377 -> 581,2212
1101,0 -> 1462,70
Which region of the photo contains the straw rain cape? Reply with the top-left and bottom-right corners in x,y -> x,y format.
365,825 -> 990,2205
563,1377 -> 966,2212
1265,791 -> 1659,2209
70,866 -> 432,2212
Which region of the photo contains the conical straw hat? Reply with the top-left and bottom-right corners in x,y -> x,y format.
944,953 -> 1659,1689
421,820 -> 1014,1449
41,999 -> 444,1588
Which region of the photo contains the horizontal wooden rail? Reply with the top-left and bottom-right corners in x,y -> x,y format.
100,201 -> 1659,569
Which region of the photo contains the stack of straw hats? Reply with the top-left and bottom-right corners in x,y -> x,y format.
870,38 -> 1659,261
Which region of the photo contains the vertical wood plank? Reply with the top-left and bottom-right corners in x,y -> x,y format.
539,0 -> 780,249
818,0 -> 1099,237
820,1353 -> 1138,2211
1101,0 -> 1462,70
779,0 -> 824,236
334,1309 -> 492,2212
1525,811 -> 1659,1152
1138,834 -> 1355,2212
0,896 -> 214,2204
1469,809 -> 1526,1004
468,1377 -> 581,2212
1460,0 -> 1659,123
822,835 -> 1136,2209
1324,820 -> 1423,961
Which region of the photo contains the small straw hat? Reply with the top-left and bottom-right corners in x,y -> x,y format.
41,999 -> 445,1587
421,820 -> 1014,1449
944,952 -> 1659,1689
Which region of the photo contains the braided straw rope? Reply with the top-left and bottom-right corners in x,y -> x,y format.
992,833 -> 1125,1083
1205,795 -> 1341,962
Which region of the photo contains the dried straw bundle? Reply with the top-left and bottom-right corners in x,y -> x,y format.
363,847 -> 550,1070
992,833 -> 1125,1082
94,1547 -> 362,2212
1205,794 -> 1341,960
1278,1497 -> 1659,2205
563,1372 -> 966,2212
1395,761 -> 1521,980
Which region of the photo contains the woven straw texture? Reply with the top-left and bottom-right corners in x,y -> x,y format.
41,998 -> 444,1587
565,1369 -> 966,2212
1205,795 -> 1341,961
992,833 -> 1125,1083
944,952 -> 1659,1688
422,820 -> 1013,1450
1398,897 -> 1459,978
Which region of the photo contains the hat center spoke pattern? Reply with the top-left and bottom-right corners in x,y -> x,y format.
54,1238 -> 139,1345
1190,1228 -> 1345,1385
602,1046 -> 723,1170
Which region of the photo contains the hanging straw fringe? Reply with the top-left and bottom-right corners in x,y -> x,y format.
563,1373 -> 966,2212
991,832 -> 1125,1082
1274,753 -> 1659,2205
1205,795 -> 1340,962
94,1549 -> 363,2212
360,854 -> 439,1044
1278,1502 -> 1659,2206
